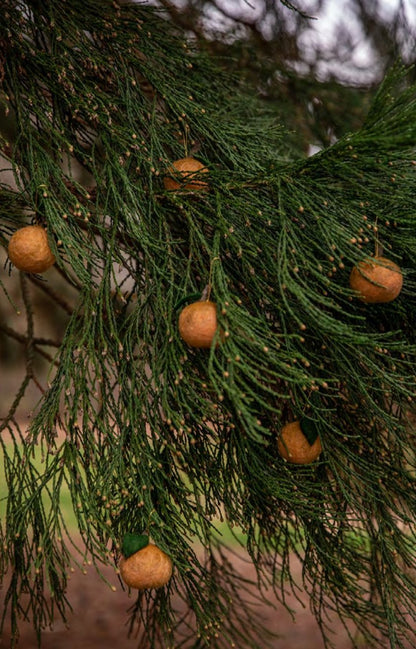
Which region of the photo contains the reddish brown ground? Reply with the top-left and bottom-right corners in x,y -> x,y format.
1,551 -> 406,649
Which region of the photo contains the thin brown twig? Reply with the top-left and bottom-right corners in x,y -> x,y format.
53,263 -> 83,291
32,375 -> 46,394
20,272 -> 34,378
27,275 -> 75,316
0,375 -> 31,432
0,323 -> 60,364
0,39 -> 6,85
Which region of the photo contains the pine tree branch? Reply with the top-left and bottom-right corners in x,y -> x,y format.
0,374 -> 31,433
20,272 -> 35,380
1,4 -> 416,649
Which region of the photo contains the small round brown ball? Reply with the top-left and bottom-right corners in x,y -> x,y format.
277,420 -> 322,465
178,300 -> 218,348
163,157 -> 208,192
8,225 -> 55,274
119,543 -> 173,590
349,256 -> 403,303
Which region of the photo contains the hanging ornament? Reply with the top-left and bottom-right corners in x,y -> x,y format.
178,300 -> 218,348
163,157 -> 208,192
8,225 -> 55,273
349,256 -> 403,303
119,534 -> 173,590
277,418 -> 322,464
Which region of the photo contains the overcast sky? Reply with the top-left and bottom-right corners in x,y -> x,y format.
190,0 -> 416,82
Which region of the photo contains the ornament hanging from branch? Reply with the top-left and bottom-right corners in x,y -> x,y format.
277,418 -> 322,464
164,157 -> 209,192
119,534 -> 173,590
349,256 -> 403,303
178,299 -> 218,348
8,225 -> 55,274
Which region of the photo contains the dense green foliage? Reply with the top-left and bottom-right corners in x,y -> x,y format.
0,1 -> 415,648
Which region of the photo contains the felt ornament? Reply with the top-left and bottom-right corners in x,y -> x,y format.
178,300 -> 218,348
164,157 -> 208,192
8,225 -> 55,273
277,419 -> 322,464
349,256 -> 403,303
119,534 -> 173,590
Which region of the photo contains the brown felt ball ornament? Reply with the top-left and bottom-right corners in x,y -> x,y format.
178,300 -> 218,348
163,157 -> 208,192
119,542 -> 173,590
8,225 -> 55,274
349,256 -> 403,303
277,420 -> 322,465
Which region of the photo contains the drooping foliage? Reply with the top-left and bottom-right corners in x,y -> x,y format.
0,2 -> 415,648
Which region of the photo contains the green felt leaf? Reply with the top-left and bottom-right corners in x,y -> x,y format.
299,417 -> 319,446
122,533 -> 149,558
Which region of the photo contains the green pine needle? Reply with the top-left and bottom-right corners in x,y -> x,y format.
0,2 -> 415,649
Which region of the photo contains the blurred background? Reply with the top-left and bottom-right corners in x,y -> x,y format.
1,1 -> 416,647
